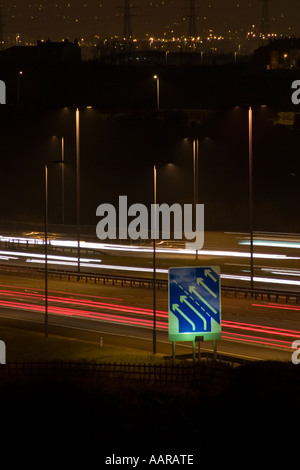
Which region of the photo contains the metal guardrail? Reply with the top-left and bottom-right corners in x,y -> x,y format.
0,262 -> 300,303
0,263 -> 168,289
221,285 -> 300,303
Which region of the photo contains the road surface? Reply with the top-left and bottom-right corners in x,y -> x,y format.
0,273 -> 298,362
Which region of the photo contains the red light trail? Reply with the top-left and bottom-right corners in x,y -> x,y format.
0,298 -> 168,329
0,286 -> 299,350
253,302 -> 300,312
0,283 -> 124,302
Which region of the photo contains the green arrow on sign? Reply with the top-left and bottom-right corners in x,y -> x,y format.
197,277 -> 217,298
204,269 -> 217,282
188,286 -> 217,315
180,295 -> 207,330
172,304 -> 196,331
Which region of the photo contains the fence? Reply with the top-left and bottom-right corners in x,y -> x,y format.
0,360 -> 233,391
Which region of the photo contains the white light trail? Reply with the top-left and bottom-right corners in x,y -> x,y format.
0,235 -> 298,260
0,250 -> 101,264
221,273 -> 300,287
261,268 -> 300,277
26,258 -> 168,274
1,238 -> 299,284
239,239 -> 300,249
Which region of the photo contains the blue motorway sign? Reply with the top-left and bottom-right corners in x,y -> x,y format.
168,266 -> 221,342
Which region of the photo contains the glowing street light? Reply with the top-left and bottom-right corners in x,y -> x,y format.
52,136 -> 65,225
184,136 -> 200,259
153,163 -> 157,354
44,160 -> 64,337
76,107 -> 80,277
153,75 -> 160,111
17,71 -> 23,104
249,106 -> 254,290
63,105 -> 93,277
193,138 -> 199,260
75,105 -> 93,278
152,162 -> 173,354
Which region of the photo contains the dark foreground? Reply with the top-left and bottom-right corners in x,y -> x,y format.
0,360 -> 298,465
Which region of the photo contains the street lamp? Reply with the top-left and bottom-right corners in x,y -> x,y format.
17,71 -> 23,104
66,105 -> 92,278
153,163 -> 157,354
44,164 -> 48,338
61,136 -> 65,226
249,106 -> 254,290
184,136 -> 200,259
76,107 -> 80,278
152,162 -> 173,354
44,160 -> 64,338
153,75 -> 160,111
53,136 -> 65,225
193,138 -> 199,260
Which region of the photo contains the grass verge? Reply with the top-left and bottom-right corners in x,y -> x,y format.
0,325 -> 166,363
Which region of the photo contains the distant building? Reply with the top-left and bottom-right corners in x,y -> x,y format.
36,39 -> 81,64
254,38 -> 300,70
0,39 -> 81,68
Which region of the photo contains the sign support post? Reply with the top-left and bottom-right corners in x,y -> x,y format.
172,341 -> 176,363
213,340 -> 217,360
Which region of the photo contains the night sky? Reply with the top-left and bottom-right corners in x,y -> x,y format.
2,1 -> 300,45
1,2 -> 300,229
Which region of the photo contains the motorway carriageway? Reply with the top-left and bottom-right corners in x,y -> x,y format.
0,276 -> 299,362
1,231 -> 300,292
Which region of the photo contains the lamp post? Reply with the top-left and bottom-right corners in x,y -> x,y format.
17,71 -> 23,104
44,164 -> 48,338
69,105 -> 92,278
61,136 -> 65,225
153,75 -> 160,111
153,163 -> 157,354
184,136 -> 200,259
76,107 -> 80,278
152,162 -> 173,354
193,138 -> 199,260
249,106 -> 254,290
44,160 -> 64,337
53,136 -> 65,225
